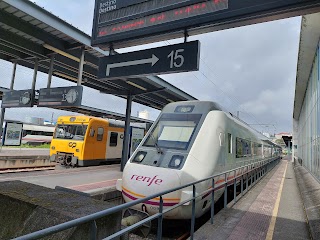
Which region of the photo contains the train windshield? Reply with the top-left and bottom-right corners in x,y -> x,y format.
143,113 -> 202,150
54,124 -> 88,140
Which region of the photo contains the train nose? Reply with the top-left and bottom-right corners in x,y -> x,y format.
121,164 -> 181,216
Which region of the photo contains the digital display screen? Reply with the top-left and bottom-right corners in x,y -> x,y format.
97,0 -> 228,38
159,126 -> 194,142
98,0 -> 190,23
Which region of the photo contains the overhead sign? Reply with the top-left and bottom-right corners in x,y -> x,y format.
92,0 -> 320,48
98,41 -> 200,79
38,86 -> 83,107
1,89 -> 34,108
3,122 -> 23,146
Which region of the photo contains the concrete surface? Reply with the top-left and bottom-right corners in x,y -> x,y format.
294,162 -> 320,240
0,181 -> 122,240
0,164 -> 122,192
193,158 -> 309,240
0,147 -> 49,157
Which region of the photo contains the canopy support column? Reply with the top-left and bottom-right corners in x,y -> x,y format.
47,55 -> 54,88
121,93 -> 133,171
0,61 -> 18,151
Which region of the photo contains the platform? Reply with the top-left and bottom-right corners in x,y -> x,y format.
193,156 -> 317,240
0,164 -> 121,194
0,147 -> 49,157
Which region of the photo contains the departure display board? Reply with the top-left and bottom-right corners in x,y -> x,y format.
92,0 -> 320,48
92,0 -> 228,47
38,86 -> 83,108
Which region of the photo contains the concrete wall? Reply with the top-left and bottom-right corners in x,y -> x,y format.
0,181 -> 122,240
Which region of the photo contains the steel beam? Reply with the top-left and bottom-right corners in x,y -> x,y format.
121,93 -> 133,171
47,55 -> 54,88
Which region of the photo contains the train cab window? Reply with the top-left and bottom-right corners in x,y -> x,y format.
228,133 -> 232,153
143,113 -> 202,150
109,132 -> 118,147
89,128 -> 95,137
97,127 -> 104,141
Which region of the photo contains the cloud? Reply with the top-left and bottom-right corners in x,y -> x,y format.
2,1 -> 301,134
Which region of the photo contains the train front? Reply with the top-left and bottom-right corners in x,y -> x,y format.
50,116 -> 89,166
117,101 -> 219,219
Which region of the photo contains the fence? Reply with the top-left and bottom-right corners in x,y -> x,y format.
15,157 -> 280,240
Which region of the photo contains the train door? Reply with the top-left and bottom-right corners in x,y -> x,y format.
93,125 -> 107,160
106,130 -> 124,160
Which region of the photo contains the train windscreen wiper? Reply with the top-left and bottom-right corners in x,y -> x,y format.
150,134 -> 163,154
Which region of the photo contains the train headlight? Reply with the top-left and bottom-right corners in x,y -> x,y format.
133,151 -> 147,163
51,146 -> 55,150
169,155 -> 184,168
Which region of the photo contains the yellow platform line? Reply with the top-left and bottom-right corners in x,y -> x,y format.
265,161 -> 288,240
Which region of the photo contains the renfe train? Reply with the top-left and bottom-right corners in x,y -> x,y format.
116,101 -> 281,219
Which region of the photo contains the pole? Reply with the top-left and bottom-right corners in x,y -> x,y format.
10,62 -> 17,90
0,61 -> 17,151
77,48 -> 85,86
0,108 -> 5,152
47,55 -> 54,88
32,58 -> 38,91
121,93 -> 132,171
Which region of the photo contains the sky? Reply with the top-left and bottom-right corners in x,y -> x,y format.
0,0 -> 302,134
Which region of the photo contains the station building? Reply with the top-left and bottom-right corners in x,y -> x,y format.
293,12 -> 320,182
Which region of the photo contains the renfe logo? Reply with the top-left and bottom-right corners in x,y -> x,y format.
131,175 -> 163,186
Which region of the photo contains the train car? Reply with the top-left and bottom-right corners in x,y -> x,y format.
116,101 -> 281,219
22,123 -> 55,144
50,116 -> 124,167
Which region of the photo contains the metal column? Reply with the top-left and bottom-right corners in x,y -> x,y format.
77,48 -> 85,86
32,59 -> 38,91
47,55 -> 54,88
121,93 -> 133,171
0,62 -> 17,150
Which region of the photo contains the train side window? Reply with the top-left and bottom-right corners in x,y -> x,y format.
228,133 -> 232,153
219,132 -> 225,146
97,127 -> 104,141
89,128 -> 95,137
109,132 -> 118,147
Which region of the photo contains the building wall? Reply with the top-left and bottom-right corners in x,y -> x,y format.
297,40 -> 320,181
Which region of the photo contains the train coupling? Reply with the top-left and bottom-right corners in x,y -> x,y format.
122,208 -> 151,237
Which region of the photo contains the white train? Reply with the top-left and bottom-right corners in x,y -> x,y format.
21,123 -> 54,144
116,101 -> 281,219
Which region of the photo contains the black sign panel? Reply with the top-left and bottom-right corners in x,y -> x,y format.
38,86 -> 83,107
1,89 -> 34,108
92,0 -> 320,48
98,41 -> 200,79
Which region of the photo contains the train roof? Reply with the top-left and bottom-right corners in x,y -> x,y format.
162,100 -> 224,113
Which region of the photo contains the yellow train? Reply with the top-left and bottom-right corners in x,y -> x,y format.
50,116 -> 129,167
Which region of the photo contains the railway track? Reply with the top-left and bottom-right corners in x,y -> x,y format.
0,165 -> 55,174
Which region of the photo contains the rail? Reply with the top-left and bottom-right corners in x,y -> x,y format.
14,156 -> 280,240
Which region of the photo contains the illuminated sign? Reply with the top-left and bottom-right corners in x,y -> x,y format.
92,0 -> 320,48
92,0 -> 228,47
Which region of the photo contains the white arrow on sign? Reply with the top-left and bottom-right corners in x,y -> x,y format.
106,54 -> 159,76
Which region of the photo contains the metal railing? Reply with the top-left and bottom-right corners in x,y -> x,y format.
14,157 -> 280,240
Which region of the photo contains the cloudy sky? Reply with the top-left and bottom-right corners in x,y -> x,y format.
0,0 -> 301,134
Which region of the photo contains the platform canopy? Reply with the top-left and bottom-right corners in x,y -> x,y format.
294,12 -> 320,120
53,105 -> 153,124
0,0 -> 196,111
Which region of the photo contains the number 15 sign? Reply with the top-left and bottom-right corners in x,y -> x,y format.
97,41 -> 200,80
